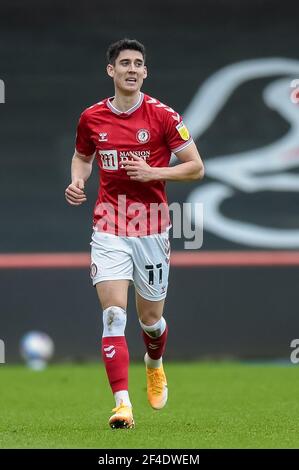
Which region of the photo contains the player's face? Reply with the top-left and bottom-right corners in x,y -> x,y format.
107,50 -> 147,94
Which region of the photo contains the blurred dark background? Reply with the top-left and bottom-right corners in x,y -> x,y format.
1,0 -> 299,361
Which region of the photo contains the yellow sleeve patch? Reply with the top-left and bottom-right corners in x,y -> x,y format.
176,121 -> 190,141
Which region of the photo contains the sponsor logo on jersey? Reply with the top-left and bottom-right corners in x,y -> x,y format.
119,150 -> 150,166
176,121 -> 190,141
99,150 -> 151,170
99,150 -> 118,170
99,132 -> 108,142
136,128 -> 150,143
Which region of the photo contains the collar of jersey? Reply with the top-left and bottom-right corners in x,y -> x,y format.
106,92 -> 144,116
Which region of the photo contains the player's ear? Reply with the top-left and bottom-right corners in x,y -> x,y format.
143,65 -> 148,79
107,64 -> 114,78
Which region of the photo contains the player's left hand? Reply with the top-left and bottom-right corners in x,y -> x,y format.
123,152 -> 156,182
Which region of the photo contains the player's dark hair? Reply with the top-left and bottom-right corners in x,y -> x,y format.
106,39 -> 146,65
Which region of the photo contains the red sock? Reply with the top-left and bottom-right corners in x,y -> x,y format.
102,336 -> 129,393
142,326 -> 168,360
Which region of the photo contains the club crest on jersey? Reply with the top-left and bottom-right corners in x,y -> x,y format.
99,132 -> 108,142
136,129 -> 150,143
176,121 -> 190,141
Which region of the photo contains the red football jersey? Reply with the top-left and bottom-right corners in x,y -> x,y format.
75,92 -> 193,236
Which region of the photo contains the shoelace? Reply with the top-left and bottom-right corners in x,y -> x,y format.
112,405 -> 124,413
112,401 -> 131,414
148,368 -> 165,396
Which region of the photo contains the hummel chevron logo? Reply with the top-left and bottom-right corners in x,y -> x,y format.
171,113 -> 180,122
149,343 -> 159,350
104,345 -> 116,358
147,97 -> 177,116
106,351 -> 115,358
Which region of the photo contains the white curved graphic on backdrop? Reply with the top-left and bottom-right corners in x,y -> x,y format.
180,58 -> 299,247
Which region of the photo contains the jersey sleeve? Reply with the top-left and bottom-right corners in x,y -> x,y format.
163,110 -> 193,153
75,111 -> 96,156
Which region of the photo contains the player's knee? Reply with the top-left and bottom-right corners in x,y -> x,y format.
139,312 -> 162,327
102,306 -> 127,337
139,316 -> 167,338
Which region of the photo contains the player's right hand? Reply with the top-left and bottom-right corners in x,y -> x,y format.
65,179 -> 87,206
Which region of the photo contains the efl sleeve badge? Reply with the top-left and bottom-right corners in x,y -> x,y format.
176,121 -> 190,141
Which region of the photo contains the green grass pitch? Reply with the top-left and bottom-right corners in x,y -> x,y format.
1,361 -> 299,448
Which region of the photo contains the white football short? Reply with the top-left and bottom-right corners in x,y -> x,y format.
90,230 -> 171,301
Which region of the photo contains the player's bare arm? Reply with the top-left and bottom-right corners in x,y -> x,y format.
124,142 -> 204,182
65,150 -> 95,206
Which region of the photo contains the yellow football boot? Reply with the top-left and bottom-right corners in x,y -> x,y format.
108,401 -> 135,429
145,358 -> 168,410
